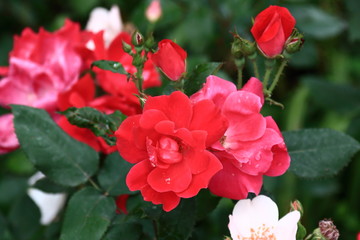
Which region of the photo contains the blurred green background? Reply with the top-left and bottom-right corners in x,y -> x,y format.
1,0 -> 360,239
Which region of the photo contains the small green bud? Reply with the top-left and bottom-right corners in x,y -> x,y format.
122,41 -> 133,54
131,31 -> 144,46
239,38 -> 256,56
231,38 -> 243,59
145,35 -> 155,50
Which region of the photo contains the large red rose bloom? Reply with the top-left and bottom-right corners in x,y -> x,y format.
115,91 -> 228,211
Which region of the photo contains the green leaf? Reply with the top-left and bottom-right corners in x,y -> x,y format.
0,175 -> 28,207
0,212 -> 13,240
8,195 -> 41,240
195,190 -> 221,221
184,62 -> 223,95
12,105 -> 99,187
144,198 -> 196,240
91,60 -> 128,75
97,153 -> 133,196
60,107 -> 124,146
60,187 -> 116,240
101,215 -> 143,240
283,128 -> 360,178
289,5 -> 346,39
33,178 -> 68,194
303,76 -> 360,114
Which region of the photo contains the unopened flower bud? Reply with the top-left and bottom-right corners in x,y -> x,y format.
319,219 -> 339,240
132,31 -> 144,46
145,35 -> 155,50
239,37 -> 256,56
290,200 -> 304,216
285,29 -> 304,54
122,41 -> 133,54
231,38 -> 243,59
146,0 -> 162,23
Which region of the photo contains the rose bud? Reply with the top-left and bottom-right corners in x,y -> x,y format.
146,0 -> 162,23
151,39 -> 187,81
250,5 -> 296,58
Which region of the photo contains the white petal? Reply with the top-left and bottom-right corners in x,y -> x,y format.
229,195 -> 279,238
28,188 -> 66,225
275,210 -> 300,240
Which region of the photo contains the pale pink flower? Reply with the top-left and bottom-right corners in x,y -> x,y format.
146,0 -> 162,22
0,114 -> 18,154
86,5 -> 123,47
228,195 -> 300,240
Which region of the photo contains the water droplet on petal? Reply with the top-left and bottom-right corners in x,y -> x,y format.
165,177 -> 171,184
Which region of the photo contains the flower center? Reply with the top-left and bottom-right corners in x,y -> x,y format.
236,224 -> 276,240
146,136 -> 182,167
157,136 -> 182,164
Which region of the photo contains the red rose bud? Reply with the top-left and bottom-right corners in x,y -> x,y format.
132,31 -> 144,46
319,219 -> 340,240
251,5 -> 296,58
151,39 -> 187,81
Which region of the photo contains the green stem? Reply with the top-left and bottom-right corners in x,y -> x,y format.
268,59 -> 287,95
235,58 -> 245,89
263,59 -> 275,95
250,57 -> 260,80
88,178 -> 102,192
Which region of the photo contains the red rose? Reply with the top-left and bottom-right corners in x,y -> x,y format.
250,5 -> 296,58
151,39 -> 187,81
115,91 -> 228,211
191,76 -> 290,199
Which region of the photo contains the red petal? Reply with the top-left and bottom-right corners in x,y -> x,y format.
126,160 -> 153,191
144,91 -> 192,128
140,109 -> 168,129
178,151 -> 222,198
115,115 -> 148,163
147,162 -> 192,193
141,186 -> 181,212
190,99 -> 228,146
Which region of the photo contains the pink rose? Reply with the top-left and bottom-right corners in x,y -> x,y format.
151,39 -> 187,81
0,20 -> 83,111
0,20 -> 85,154
191,75 -> 290,199
250,5 -> 296,58
115,91 -> 228,211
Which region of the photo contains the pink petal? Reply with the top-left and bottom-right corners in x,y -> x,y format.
241,77 -> 264,105
0,114 -> 19,154
191,75 -> 236,107
208,156 -> 263,199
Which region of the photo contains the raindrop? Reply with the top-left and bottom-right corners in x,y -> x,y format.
165,177 -> 171,184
